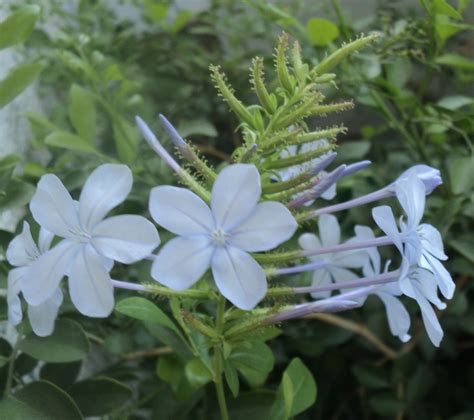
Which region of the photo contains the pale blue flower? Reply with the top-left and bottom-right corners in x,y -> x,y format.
398,258 -> 445,347
149,164 -> 297,310
298,214 -> 367,298
354,225 -> 411,343
24,164 -> 160,317
393,164 -> 442,194
372,173 -> 454,300
6,222 -> 62,336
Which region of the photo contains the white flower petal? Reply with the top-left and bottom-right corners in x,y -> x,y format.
211,164 -> 261,230
30,174 -> 80,237
79,164 -> 133,231
68,245 -> 114,317
318,214 -> 340,247
298,233 -> 322,251
28,289 -> 63,337
212,246 -> 266,310
413,285 -> 443,347
149,186 -> 214,235
6,221 -> 39,266
229,202 -> 297,252
38,228 -> 54,254
421,254 -> 454,299
395,165 -> 442,194
321,179 -> 336,200
310,269 -> 332,299
372,206 -> 403,253
418,224 -> 447,260
376,291 -> 411,342
333,249 -> 368,269
92,215 -> 160,263
353,225 -> 380,274
395,175 -> 425,228
414,269 -> 446,310
22,240 -> 77,306
151,236 -> 213,290
7,267 -> 28,325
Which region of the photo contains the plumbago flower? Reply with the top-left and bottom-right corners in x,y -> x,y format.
298,214 -> 367,298
372,173 -> 454,300
354,225 -> 411,343
6,222 -> 61,336
23,164 -> 160,317
149,164 -> 297,309
398,259 -> 445,346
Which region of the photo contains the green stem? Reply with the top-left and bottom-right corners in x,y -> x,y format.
213,346 -> 229,420
6,333 -> 21,396
213,297 -> 229,420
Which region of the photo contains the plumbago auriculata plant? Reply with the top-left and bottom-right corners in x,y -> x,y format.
6,33 -> 453,418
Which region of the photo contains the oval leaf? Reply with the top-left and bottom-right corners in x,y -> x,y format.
11,380 -> 82,419
116,297 -> 180,335
18,319 -> 90,363
45,131 -> 98,154
307,18 -> 340,46
0,63 -> 43,109
0,5 -> 40,50
69,377 -> 132,416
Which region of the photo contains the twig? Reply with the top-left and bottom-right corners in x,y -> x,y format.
122,346 -> 173,360
304,313 -> 399,359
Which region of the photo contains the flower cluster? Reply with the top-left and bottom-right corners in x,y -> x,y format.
4,34 -> 453,350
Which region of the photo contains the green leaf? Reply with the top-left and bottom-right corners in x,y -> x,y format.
68,84 -> 96,143
450,237 -> 474,263
112,117 -> 138,163
436,54 -> 474,70
434,15 -> 467,43
184,358 -> 213,389
307,18 -> 340,46
437,95 -> 474,110
0,63 -> 43,109
44,131 -> 98,154
0,5 -> 41,50
156,354 -> 180,389
40,362 -> 82,389
0,154 -> 21,173
0,180 -> 35,212
145,322 -> 192,359
277,358 -> 317,416
449,156 -> 474,194
177,119 -> 218,138
69,377 -> 132,416
432,0 -> 462,19
224,360 -> 240,397
116,297 -> 180,335
281,373 -> 294,418
229,340 -> 274,387
7,380 -> 82,419
18,319 -> 90,362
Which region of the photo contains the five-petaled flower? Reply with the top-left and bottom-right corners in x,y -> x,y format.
23,164 -> 160,317
6,222 -> 61,336
149,164 -> 297,309
372,173 -> 454,301
354,225 -> 411,343
298,214 -> 366,298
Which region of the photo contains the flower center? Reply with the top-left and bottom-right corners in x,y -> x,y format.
70,228 -> 92,244
211,229 -> 229,247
